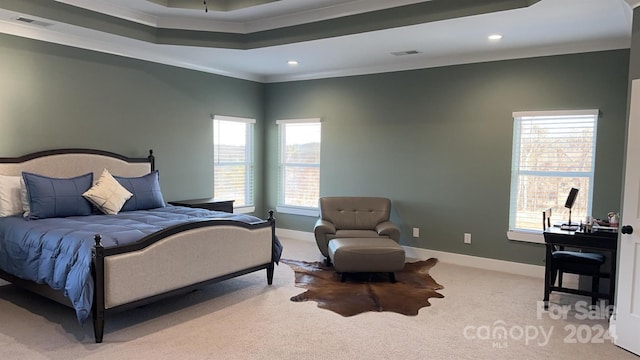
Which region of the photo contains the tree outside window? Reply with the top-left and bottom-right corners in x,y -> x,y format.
509,110 -> 597,231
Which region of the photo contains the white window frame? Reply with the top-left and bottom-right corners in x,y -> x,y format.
213,115 -> 255,213
507,109 -> 598,244
276,118 -> 321,217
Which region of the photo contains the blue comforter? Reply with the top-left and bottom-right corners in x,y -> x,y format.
0,206 -> 278,324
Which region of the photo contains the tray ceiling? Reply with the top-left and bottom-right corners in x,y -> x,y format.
0,0 -> 633,82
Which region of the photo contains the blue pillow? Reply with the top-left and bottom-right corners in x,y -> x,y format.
22,172 -> 93,220
114,171 -> 165,211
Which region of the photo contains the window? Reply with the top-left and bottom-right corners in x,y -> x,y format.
508,110 -> 598,238
276,118 -> 321,216
213,115 -> 255,212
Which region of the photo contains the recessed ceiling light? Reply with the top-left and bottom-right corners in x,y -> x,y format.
488,34 -> 503,40
288,60 -> 299,66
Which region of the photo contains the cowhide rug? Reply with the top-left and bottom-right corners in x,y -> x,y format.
281,258 -> 444,316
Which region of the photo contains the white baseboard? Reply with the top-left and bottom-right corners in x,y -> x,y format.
276,228 -> 316,242
276,229 -> 545,279
403,246 -> 544,278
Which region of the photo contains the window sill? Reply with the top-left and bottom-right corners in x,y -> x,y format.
276,206 -> 319,217
507,230 -> 544,244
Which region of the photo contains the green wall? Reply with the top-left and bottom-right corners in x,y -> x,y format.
0,32 -> 630,266
0,33 -> 266,213
265,50 -> 630,265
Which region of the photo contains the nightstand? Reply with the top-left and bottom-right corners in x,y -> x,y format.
169,198 -> 235,213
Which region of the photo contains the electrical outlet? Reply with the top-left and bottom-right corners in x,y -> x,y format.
464,233 -> 472,244
412,227 -> 420,238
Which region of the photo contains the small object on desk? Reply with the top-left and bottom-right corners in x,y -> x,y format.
560,224 -> 579,231
168,198 -> 235,213
585,222 -> 593,233
592,223 -> 619,233
584,216 -> 593,233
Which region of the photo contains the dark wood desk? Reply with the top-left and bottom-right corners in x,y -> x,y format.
543,228 -> 618,307
168,198 -> 234,213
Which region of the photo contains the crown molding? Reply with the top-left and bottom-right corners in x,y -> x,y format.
55,0 -> 431,34
7,0 -> 544,51
56,0 -> 158,27
0,16 -> 264,82
1,5 -> 629,85
265,40 -> 630,83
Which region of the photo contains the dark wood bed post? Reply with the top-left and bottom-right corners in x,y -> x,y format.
147,150 -> 155,171
267,210 -> 275,285
91,234 -> 105,343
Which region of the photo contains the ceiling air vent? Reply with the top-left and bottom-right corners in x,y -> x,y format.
391,50 -> 421,56
15,17 -> 53,27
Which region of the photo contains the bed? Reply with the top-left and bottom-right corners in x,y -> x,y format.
0,148 -> 281,343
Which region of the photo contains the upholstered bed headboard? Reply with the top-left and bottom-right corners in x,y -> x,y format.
0,149 -> 154,179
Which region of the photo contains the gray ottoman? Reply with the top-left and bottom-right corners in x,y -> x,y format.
328,238 -> 405,282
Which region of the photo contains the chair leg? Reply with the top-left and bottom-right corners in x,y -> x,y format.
550,265 -> 558,287
389,272 -> 396,283
544,273 -> 552,310
325,257 -> 332,267
340,273 -> 347,282
557,270 -> 563,287
545,264 -> 558,310
592,271 -> 600,307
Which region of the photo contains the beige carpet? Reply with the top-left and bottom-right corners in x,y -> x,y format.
0,236 -> 636,360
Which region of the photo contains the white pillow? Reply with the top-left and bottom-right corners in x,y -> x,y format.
83,169 -> 133,215
0,175 -> 24,217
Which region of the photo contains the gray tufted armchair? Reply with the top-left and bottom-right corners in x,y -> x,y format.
313,196 -> 401,263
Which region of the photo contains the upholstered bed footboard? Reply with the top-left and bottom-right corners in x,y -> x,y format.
91,216 -> 277,343
103,225 -> 272,308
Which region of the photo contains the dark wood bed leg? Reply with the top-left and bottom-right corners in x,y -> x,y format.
91,234 -> 105,343
267,210 -> 276,285
267,263 -> 274,285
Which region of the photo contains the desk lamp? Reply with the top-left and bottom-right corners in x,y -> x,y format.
564,187 -> 579,226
